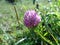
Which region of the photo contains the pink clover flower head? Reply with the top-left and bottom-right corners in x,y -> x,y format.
24,10 -> 41,28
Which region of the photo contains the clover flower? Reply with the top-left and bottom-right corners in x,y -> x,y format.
24,10 -> 41,28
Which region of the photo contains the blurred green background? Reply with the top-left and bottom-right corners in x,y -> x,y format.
0,0 -> 60,45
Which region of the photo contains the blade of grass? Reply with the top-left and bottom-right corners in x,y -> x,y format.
34,30 -> 54,45
15,37 -> 26,45
13,5 -> 20,25
45,23 -> 59,45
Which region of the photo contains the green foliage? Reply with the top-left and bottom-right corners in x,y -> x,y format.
0,0 -> 60,45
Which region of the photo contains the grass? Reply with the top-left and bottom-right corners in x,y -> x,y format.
0,0 -> 60,45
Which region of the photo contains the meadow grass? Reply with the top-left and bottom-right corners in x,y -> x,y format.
0,0 -> 60,45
